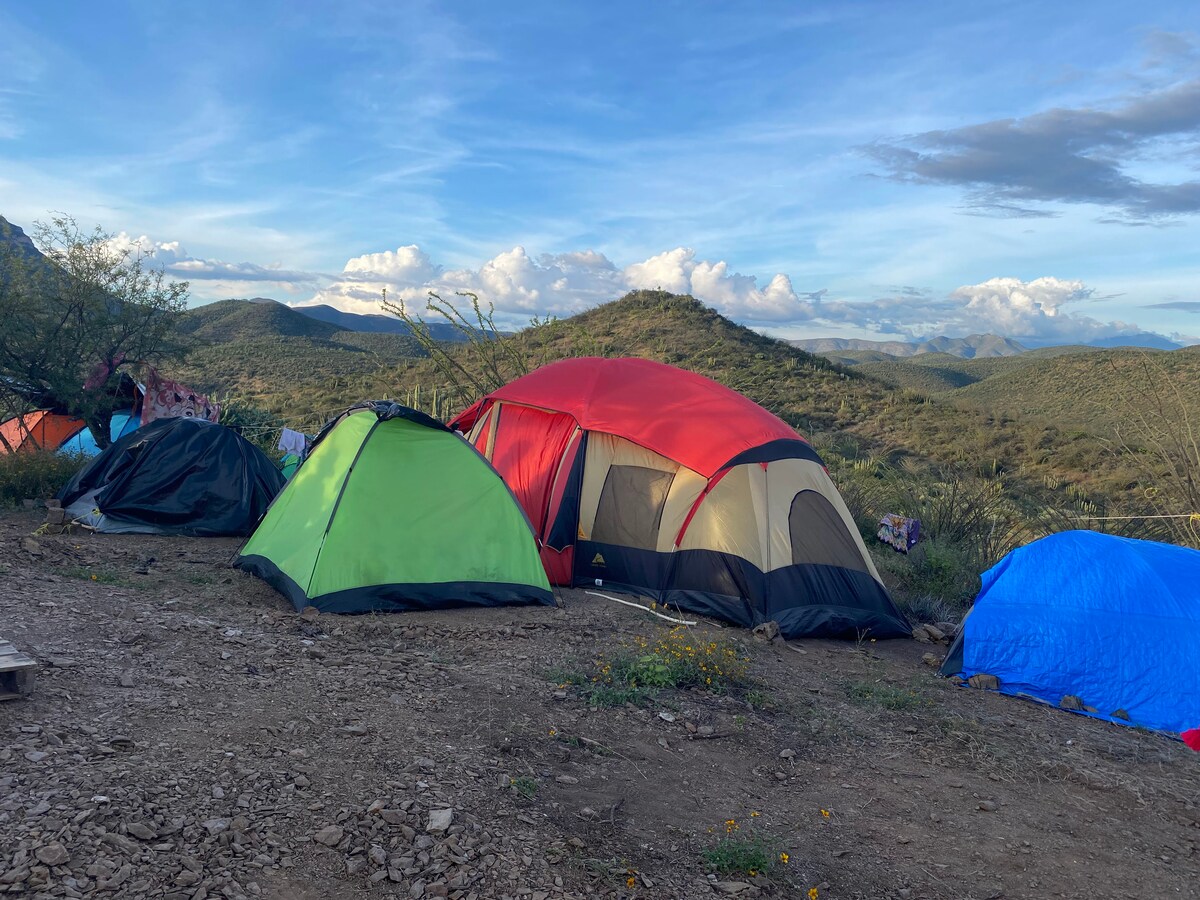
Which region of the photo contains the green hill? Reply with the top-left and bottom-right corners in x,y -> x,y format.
954,345 -> 1200,432
854,360 -> 978,393
179,298 -> 342,342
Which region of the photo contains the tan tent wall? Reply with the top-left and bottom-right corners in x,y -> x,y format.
577,432 -> 706,552
674,464 -> 770,569
761,457 -> 882,580
677,458 -> 881,580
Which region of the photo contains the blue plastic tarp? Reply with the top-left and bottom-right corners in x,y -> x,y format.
57,411 -> 140,457
954,530 -> 1200,735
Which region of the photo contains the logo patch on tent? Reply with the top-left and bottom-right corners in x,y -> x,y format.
591,552 -> 606,567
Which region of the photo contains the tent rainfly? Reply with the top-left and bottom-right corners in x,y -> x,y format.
236,401 -> 553,614
450,357 -> 909,639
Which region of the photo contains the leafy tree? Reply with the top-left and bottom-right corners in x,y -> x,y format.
0,216 -> 189,450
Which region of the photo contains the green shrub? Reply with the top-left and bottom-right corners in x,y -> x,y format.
579,627 -> 753,707
0,451 -> 87,507
703,818 -> 783,877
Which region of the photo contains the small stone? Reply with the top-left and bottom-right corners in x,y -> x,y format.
1059,695 -> 1085,711
341,724 -> 368,736
300,606 -> 320,622
211,786 -> 225,799
977,800 -> 998,812
314,825 -> 344,847
24,751 -> 49,763
426,809 -> 453,833
968,673 -> 999,690
35,843 -> 70,866
118,672 -> 135,688
555,775 -> 578,785
751,620 -> 780,642
714,882 -> 753,895
779,748 -> 795,759
369,845 -> 387,866
126,823 -> 157,841
922,652 -> 941,667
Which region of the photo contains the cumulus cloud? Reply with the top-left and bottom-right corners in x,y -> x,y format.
865,52 -> 1200,222
301,241 -> 1160,343
305,245 -> 808,323
107,232 -> 319,292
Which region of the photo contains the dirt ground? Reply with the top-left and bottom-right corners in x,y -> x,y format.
1,508 -> 1198,900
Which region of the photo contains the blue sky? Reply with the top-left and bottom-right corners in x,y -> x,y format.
2,1 -> 1199,344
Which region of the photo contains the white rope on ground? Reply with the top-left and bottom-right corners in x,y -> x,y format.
583,590 -> 698,626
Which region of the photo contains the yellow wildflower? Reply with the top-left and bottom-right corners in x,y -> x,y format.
820,808 -> 830,818
626,876 -> 635,888
780,852 -> 790,864
808,889 -> 819,900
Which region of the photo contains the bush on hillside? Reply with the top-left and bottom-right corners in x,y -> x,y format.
0,451 -> 87,507
832,456 -> 1121,617
218,397 -> 286,458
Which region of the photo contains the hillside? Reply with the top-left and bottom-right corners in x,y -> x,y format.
179,298 -> 344,342
0,215 -> 43,261
176,300 -> 425,419
291,302 -> 472,342
954,345 -> 1200,431
830,346 -> 1121,396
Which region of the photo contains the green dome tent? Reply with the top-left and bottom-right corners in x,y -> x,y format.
236,402 -> 553,613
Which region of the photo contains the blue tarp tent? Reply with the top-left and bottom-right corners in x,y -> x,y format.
57,411 -> 140,457
941,530 -> 1200,736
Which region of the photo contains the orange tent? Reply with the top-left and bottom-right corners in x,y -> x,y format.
0,411 -> 88,453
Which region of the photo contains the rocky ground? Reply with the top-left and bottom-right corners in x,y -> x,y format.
1,508 -> 1198,900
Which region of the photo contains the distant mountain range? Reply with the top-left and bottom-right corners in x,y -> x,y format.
791,334 -> 1028,359
792,330 -> 1180,359
243,298 -> 472,342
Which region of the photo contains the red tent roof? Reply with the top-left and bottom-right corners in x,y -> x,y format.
460,358 -> 804,477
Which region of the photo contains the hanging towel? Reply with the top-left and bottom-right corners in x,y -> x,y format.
277,428 -> 307,457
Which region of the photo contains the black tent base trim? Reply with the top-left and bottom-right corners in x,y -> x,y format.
573,541 -> 910,639
235,554 -> 555,614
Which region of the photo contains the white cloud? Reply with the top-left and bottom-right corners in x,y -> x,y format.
343,245 -> 440,283
306,244 -> 809,324
106,231 -> 319,294
949,276 -> 1097,338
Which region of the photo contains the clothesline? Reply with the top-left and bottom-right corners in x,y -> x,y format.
1069,512 -> 1200,522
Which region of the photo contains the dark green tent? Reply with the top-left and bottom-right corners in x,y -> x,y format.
236,401 -> 553,613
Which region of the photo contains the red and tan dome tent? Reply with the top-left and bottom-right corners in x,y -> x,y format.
450,358 -> 908,639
